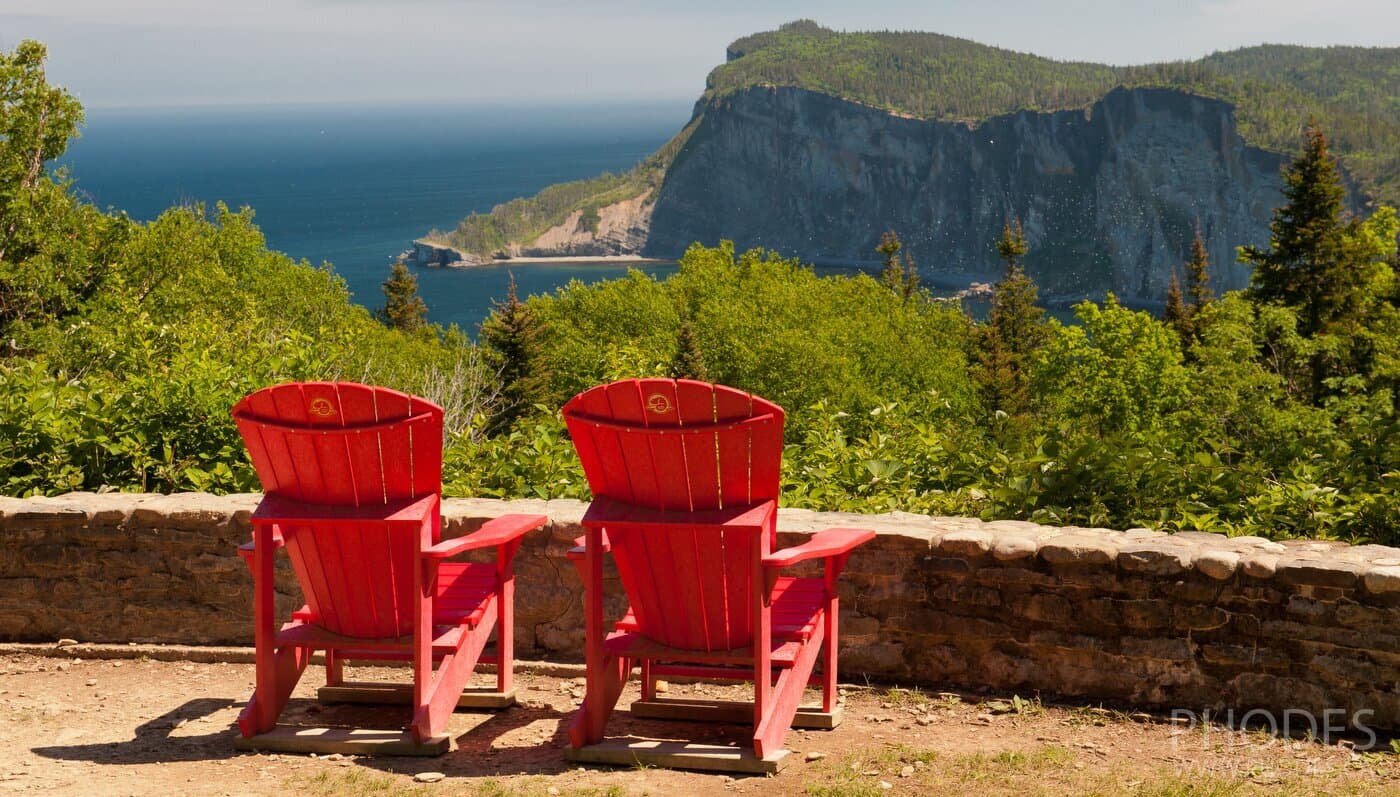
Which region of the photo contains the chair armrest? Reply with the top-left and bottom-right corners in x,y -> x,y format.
581,496 -> 774,531
423,513 -> 548,559
762,527 -> 875,569
566,530 -> 612,561
251,492 -> 439,527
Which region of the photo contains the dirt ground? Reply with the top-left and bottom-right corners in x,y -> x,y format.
1,652 -> 1397,797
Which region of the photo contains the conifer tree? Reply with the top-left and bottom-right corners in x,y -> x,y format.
876,230 -> 904,294
1240,121 -> 1365,335
377,260 -> 427,333
875,230 -> 921,299
900,250 -> 921,300
994,218 -> 1029,269
479,274 -> 549,436
1163,272 -> 1190,339
670,319 -> 709,381
1184,225 -> 1214,311
975,218 -> 1047,415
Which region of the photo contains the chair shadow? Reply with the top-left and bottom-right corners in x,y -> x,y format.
31,697 -> 243,764
29,693 -> 762,778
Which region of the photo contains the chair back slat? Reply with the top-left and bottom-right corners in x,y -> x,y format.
563,379 -> 785,650
233,382 -> 444,638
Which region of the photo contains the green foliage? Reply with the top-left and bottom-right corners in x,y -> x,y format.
523,242 -> 977,433
5,39 -> 1400,549
0,40 -> 492,494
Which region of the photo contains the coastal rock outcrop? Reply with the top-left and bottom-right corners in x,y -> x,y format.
513,189 -> 654,258
642,86 -> 1291,300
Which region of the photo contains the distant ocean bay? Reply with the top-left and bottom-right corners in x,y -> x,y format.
60,102 -> 695,332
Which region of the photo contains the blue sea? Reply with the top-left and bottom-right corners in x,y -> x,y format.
60,102 -> 693,332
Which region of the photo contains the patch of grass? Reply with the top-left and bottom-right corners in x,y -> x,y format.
957,744 -> 1074,780
880,686 -> 931,708
294,772 -> 624,797
299,770 -> 428,797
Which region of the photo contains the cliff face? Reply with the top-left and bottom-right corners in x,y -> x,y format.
514,189 -> 654,258
643,86 -> 1290,300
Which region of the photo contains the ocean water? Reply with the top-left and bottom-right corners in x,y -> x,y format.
60,102 -> 691,331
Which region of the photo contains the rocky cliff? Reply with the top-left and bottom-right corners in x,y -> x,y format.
639,86 -> 1290,300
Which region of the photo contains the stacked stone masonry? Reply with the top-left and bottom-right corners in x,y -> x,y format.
2,492 -> 1399,728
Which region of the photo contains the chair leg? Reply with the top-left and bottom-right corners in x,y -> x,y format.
641,659 -> 655,701
754,624 -> 825,760
496,571 -> 514,695
238,644 -> 311,737
325,650 -> 344,687
823,603 -> 838,712
412,601 -> 498,743
569,653 -> 631,747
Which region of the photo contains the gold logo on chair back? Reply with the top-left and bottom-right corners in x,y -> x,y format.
646,393 -> 673,415
308,398 -> 336,418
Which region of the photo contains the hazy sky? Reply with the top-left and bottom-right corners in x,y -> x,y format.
2,0 -> 1396,108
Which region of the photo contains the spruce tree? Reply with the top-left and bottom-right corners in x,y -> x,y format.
976,218 -> 1047,415
876,230 -> 904,294
900,250 -> 921,300
1240,121 -> 1364,335
1163,272 -> 1190,339
670,319 -> 709,381
994,218 -> 1029,269
377,260 -> 427,333
479,274 -> 549,436
1184,225 -> 1214,311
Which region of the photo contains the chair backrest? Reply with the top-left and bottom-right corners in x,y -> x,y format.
232,382 -> 444,638
563,379 -> 785,650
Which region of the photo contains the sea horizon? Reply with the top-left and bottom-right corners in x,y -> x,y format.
59,100 -> 693,331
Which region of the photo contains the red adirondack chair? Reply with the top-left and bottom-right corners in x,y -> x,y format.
231,381 -> 547,754
561,379 -> 875,771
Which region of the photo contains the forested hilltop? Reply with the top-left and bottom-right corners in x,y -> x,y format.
438,21 -> 1399,262
2,40 -> 1397,547
713,21 -> 1400,204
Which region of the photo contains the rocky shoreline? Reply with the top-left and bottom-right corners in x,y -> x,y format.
398,240 -> 667,269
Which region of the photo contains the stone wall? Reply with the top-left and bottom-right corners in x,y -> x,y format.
3,492 -> 1399,729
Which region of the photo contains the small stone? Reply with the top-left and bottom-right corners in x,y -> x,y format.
1363,566 -> 1400,594
991,536 -> 1037,561
900,765 -> 915,777
85,679 -> 97,687
1195,550 -> 1240,580
1039,534 -> 1118,565
1241,554 -> 1279,579
805,751 -> 826,762
56,639 -> 79,648
413,772 -> 445,783
939,530 -> 993,557
879,781 -> 893,790
653,680 -> 670,694
1117,544 -> 1190,575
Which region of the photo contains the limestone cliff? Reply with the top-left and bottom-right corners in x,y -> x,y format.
511,189 -> 654,258
642,86 -> 1290,301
